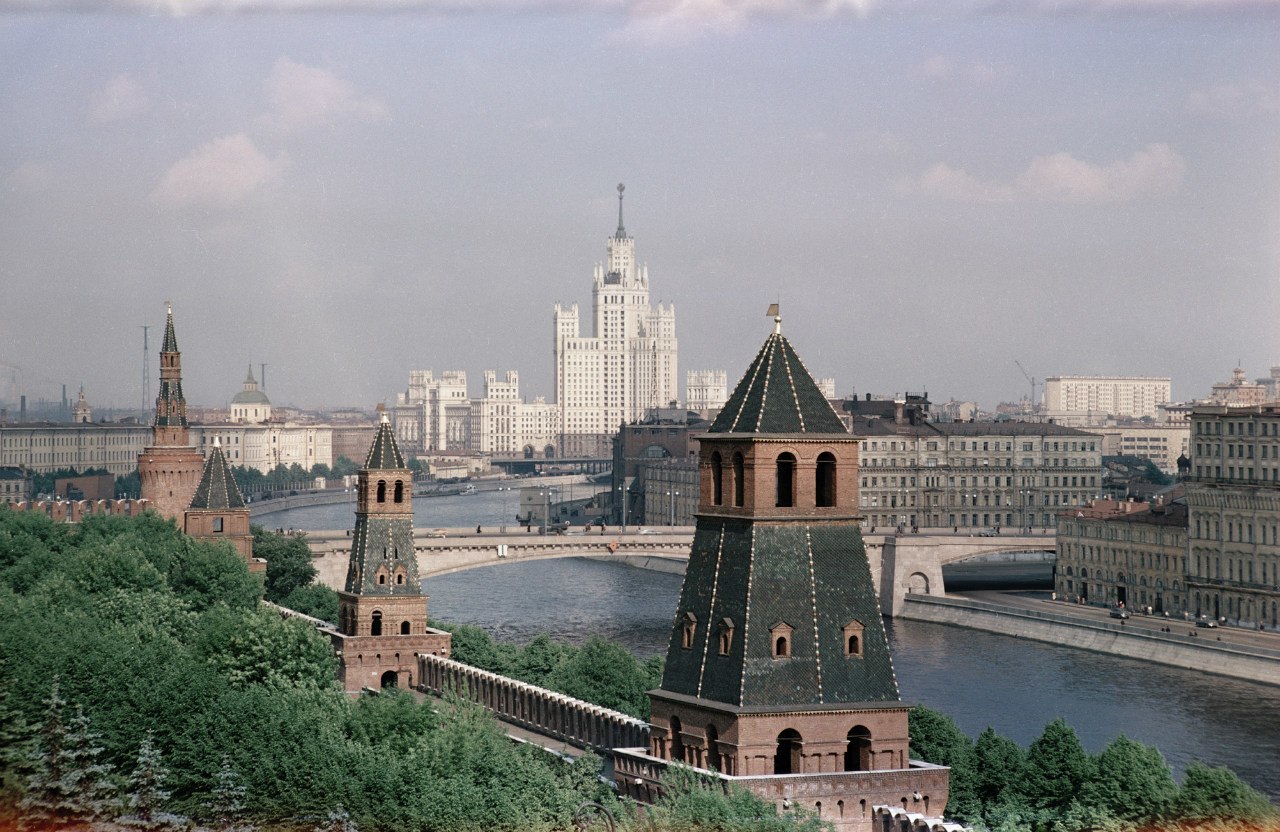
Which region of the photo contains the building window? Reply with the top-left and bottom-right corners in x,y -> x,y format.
816,452 -> 837,507
733,452 -> 745,507
718,617 -> 735,655
682,612 -> 697,649
711,452 -> 723,506
371,611 -> 383,636
843,620 -> 864,657
776,453 -> 796,507
394,480 -> 404,503
212,517 -> 223,533
376,480 -> 386,503
771,622 -> 793,658
400,621 -> 411,635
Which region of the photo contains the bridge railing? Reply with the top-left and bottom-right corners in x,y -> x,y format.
417,653 -> 649,751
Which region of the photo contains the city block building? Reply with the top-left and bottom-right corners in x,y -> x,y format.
1042,375 -> 1171,425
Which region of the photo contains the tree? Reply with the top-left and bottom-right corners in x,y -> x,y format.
331,456 -> 359,478
1172,761 -> 1276,823
317,804 -> 358,832
550,635 -> 652,718
169,539 -> 262,612
197,606 -> 338,690
1020,718 -> 1093,814
1081,734 -> 1177,822
122,730 -> 184,830
0,655 -> 35,797
907,706 -> 980,821
281,583 -> 340,623
23,692 -> 117,825
510,634 -> 569,688
252,526 -> 317,603
206,756 -> 253,832
972,726 -> 1026,811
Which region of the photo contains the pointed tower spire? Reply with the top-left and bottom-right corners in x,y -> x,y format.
615,182 -> 627,238
139,301 -> 205,521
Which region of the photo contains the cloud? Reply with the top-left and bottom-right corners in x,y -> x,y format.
89,73 -> 150,122
1187,80 -> 1280,115
258,57 -> 388,133
904,143 -> 1186,204
151,133 -> 285,208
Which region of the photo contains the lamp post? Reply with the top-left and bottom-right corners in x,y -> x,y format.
616,482 -> 628,533
669,489 -> 680,527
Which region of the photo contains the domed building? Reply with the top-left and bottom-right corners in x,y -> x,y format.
230,366 -> 271,424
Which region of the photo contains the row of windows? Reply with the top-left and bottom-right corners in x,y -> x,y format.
679,613 -> 865,659
709,451 -> 837,508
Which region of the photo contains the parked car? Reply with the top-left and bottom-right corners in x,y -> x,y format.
1196,618 -> 1218,628
426,528 -> 448,539
1109,608 -> 1130,620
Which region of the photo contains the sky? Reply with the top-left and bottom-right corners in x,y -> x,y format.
1,0 -> 1278,413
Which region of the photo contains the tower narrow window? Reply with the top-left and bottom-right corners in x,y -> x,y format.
733,452 -> 745,507
401,621 -> 411,635
371,611 -> 383,636
718,618 -> 735,655
776,453 -> 796,507
682,612 -> 697,649
843,620 -> 865,657
711,452 -> 723,506
770,622 -> 793,658
774,729 -> 802,775
394,480 -> 404,503
376,480 -> 387,503
816,452 -> 837,507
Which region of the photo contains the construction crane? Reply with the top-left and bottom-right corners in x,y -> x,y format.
1015,360 -> 1039,416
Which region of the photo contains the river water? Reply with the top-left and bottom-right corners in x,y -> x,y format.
271,493 -> 1280,800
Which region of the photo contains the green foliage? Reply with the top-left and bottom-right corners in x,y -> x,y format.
194,605 -> 338,690
1081,734 -> 1177,821
169,538 -> 262,612
252,525 -> 317,602
973,726 -> 1026,812
282,582 -> 341,623
21,685 -> 117,825
331,456 -> 359,478
345,689 -> 438,755
1020,718 -> 1093,813
1173,761 -> 1277,823
123,730 -> 181,829
206,756 -> 251,831
634,764 -> 827,832
908,706 -> 980,821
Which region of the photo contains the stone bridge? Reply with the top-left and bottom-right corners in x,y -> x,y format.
305,528 -> 1055,617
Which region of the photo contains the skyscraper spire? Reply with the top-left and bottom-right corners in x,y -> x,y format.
615,182 -> 627,238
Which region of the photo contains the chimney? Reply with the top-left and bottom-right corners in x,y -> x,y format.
20,395 -> 26,421
894,399 -> 906,425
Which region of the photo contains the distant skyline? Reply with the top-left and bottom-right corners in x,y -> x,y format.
2,2 -> 1277,413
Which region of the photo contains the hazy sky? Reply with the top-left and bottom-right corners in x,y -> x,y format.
2,1 -> 1278,413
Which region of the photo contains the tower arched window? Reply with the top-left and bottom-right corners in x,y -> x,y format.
816,452 -> 837,507
732,452 -> 745,507
371,610 -> 383,636
394,480 -> 404,503
711,452 -> 723,506
774,729 -> 802,775
844,726 -> 872,771
776,453 -> 796,507
682,612 -> 697,649
376,480 -> 387,503
718,617 -> 735,655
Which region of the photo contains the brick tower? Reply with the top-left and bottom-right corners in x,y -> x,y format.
614,317 -> 950,831
184,437 -> 265,575
330,411 -> 450,693
138,303 -> 205,521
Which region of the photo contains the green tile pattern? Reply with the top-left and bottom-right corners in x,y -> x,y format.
187,444 -> 246,510
709,333 -> 846,436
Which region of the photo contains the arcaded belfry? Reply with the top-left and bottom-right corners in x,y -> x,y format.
613,316 -> 952,832
329,410 -> 451,693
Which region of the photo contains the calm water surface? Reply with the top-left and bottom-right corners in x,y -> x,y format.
272,494 -> 1280,800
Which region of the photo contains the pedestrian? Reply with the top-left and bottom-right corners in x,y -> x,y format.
476,524 -> 482,534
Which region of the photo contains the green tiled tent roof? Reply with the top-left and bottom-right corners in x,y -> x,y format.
187,442 -> 246,510
365,417 -> 406,469
161,306 -> 179,353
709,332 -> 846,435
660,519 -> 899,707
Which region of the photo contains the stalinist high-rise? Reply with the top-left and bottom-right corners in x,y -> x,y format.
553,185 -> 678,457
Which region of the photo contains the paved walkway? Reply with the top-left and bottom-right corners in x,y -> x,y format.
955,589 -> 1280,652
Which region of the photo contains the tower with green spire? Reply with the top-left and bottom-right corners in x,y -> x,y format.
613,316 -> 951,830
138,303 -> 205,521
330,410 -> 451,693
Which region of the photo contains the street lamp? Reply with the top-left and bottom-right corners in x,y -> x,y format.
669,489 -> 680,527
616,482 -> 629,533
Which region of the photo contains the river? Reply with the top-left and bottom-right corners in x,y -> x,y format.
271,493 -> 1280,800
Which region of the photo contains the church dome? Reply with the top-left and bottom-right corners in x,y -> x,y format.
231,366 -> 270,405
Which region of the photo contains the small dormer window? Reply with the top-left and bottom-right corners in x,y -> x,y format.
718,617 -> 735,655
770,622 -> 793,659
681,612 -> 697,649
843,620 -> 865,658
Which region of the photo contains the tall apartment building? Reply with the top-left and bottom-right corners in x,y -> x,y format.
391,370 -> 470,454
468,370 -> 560,458
1043,376 -> 1171,424
554,186 -> 677,457
684,370 -> 726,415
850,398 -> 1104,531
1186,404 -> 1280,628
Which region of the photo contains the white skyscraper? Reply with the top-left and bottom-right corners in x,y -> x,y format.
554,185 -> 677,456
